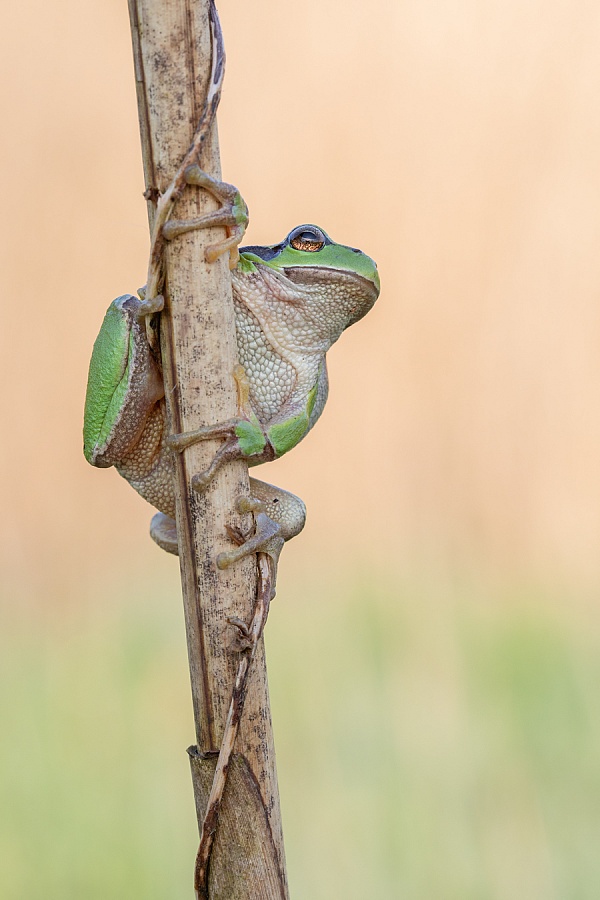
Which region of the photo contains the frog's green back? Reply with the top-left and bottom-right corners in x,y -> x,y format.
83,298 -> 133,464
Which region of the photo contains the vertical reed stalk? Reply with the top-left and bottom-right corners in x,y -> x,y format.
126,2 -> 288,895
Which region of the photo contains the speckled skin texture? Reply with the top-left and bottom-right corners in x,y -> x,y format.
232,301 -> 297,422
84,296 -> 164,468
84,243 -> 378,555
231,265 -> 376,434
116,401 -> 175,517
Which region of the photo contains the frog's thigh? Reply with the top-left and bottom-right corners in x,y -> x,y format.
84,295 -> 163,467
248,478 -> 307,541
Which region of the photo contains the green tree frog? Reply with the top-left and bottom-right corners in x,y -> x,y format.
83,220 -> 379,572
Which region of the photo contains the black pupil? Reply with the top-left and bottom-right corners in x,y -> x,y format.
299,231 -> 318,243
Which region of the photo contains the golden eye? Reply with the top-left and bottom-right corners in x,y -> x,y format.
289,226 -> 326,252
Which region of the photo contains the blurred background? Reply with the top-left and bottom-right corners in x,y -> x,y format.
2,0 -> 600,896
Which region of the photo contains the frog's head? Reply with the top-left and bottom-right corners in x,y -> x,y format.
238,225 -> 380,331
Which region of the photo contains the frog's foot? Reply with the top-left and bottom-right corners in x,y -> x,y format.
134,285 -> 165,318
189,439 -> 244,493
150,512 -> 179,555
217,497 -> 284,573
162,165 -> 249,269
216,484 -> 307,592
166,418 -> 241,453
217,499 -> 284,601
135,293 -> 165,318
167,419 -> 244,493
167,412 -> 269,494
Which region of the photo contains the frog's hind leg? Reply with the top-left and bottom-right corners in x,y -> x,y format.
151,481 -> 307,589
190,438 -> 244,493
248,479 -> 307,544
84,294 -> 164,468
217,480 -> 307,591
150,512 -> 179,555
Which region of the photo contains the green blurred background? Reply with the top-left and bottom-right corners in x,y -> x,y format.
2,0 -> 600,896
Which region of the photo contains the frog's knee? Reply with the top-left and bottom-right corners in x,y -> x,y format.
150,512 -> 179,555
248,479 -> 306,542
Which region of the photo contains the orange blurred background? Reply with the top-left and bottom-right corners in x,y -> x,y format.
2,1 -> 600,895
3,0 -> 600,603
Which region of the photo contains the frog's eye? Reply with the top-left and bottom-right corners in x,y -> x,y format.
289,226 -> 326,252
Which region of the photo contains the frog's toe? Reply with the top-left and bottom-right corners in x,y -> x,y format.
236,495 -> 264,515
165,432 -> 189,452
135,294 -> 165,317
216,548 -> 241,570
216,511 -> 284,572
191,470 -> 213,493
150,512 -> 179,555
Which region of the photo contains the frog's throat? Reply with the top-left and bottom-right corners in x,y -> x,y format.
232,264 -> 375,366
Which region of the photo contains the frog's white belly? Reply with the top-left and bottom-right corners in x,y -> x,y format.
234,299 -> 297,422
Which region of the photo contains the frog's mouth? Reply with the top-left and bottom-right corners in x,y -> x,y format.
283,265 -> 379,297
280,265 -> 379,325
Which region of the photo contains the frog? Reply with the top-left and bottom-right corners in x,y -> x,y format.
83,212 -> 380,574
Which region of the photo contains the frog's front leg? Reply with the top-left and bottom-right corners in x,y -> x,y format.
162,165 -> 249,269
167,395 -> 316,490
166,415 -> 273,492
167,363 -> 275,490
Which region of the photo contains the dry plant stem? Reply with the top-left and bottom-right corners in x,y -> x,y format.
195,554 -> 272,899
143,0 -> 224,305
127,0 -> 288,896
